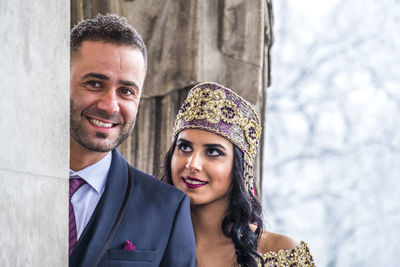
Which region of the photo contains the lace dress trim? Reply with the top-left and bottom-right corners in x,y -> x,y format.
259,241 -> 315,267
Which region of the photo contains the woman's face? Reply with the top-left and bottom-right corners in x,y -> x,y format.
171,129 -> 234,206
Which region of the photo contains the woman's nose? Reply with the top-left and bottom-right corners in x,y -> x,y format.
186,152 -> 202,172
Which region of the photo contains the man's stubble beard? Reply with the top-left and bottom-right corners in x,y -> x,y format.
70,100 -> 136,153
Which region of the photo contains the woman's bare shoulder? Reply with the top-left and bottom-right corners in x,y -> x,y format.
257,228 -> 298,254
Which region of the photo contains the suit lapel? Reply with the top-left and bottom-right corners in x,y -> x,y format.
70,149 -> 129,266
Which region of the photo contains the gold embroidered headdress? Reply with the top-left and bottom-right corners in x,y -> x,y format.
173,82 -> 262,193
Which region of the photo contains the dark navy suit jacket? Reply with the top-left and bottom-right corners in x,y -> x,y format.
69,149 -> 196,267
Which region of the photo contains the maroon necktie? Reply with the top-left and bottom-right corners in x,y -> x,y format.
69,176 -> 86,256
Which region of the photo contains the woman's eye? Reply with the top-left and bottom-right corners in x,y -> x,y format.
177,143 -> 192,153
207,148 -> 224,157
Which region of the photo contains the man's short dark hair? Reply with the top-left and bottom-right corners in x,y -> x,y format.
71,14 -> 147,70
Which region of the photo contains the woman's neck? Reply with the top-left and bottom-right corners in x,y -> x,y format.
195,205 -> 225,241
190,199 -> 236,267
191,201 -> 228,246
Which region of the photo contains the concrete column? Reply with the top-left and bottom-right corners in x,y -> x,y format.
0,1 -> 69,266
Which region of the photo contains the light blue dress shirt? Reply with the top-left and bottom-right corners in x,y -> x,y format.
69,152 -> 112,239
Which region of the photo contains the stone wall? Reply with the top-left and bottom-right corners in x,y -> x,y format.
0,1 -> 70,266
72,0 -> 274,194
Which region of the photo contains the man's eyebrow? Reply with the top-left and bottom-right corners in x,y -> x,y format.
81,73 -> 139,90
81,72 -> 109,81
119,79 -> 139,90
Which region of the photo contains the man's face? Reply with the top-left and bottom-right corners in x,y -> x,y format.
70,41 -> 146,152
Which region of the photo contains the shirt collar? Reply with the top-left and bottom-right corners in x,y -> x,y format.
69,152 -> 112,194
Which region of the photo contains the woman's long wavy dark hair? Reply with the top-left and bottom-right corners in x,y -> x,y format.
162,135 -> 265,267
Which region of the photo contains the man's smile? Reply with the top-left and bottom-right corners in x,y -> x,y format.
86,117 -> 118,129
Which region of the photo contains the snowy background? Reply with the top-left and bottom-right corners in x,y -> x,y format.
262,0 -> 400,266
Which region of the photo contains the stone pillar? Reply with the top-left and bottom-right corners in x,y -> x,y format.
71,0 -> 273,195
0,1 -> 70,266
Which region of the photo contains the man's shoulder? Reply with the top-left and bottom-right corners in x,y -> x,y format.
110,150 -> 186,201
127,164 -> 186,199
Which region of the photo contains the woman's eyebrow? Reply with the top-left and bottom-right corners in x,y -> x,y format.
177,137 -> 227,151
176,138 -> 192,145
204,144 -> 227,151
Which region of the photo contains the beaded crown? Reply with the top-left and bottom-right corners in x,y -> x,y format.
173,82 -> 262,193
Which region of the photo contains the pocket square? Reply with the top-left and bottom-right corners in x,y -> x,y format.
123,240 -> 136,251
